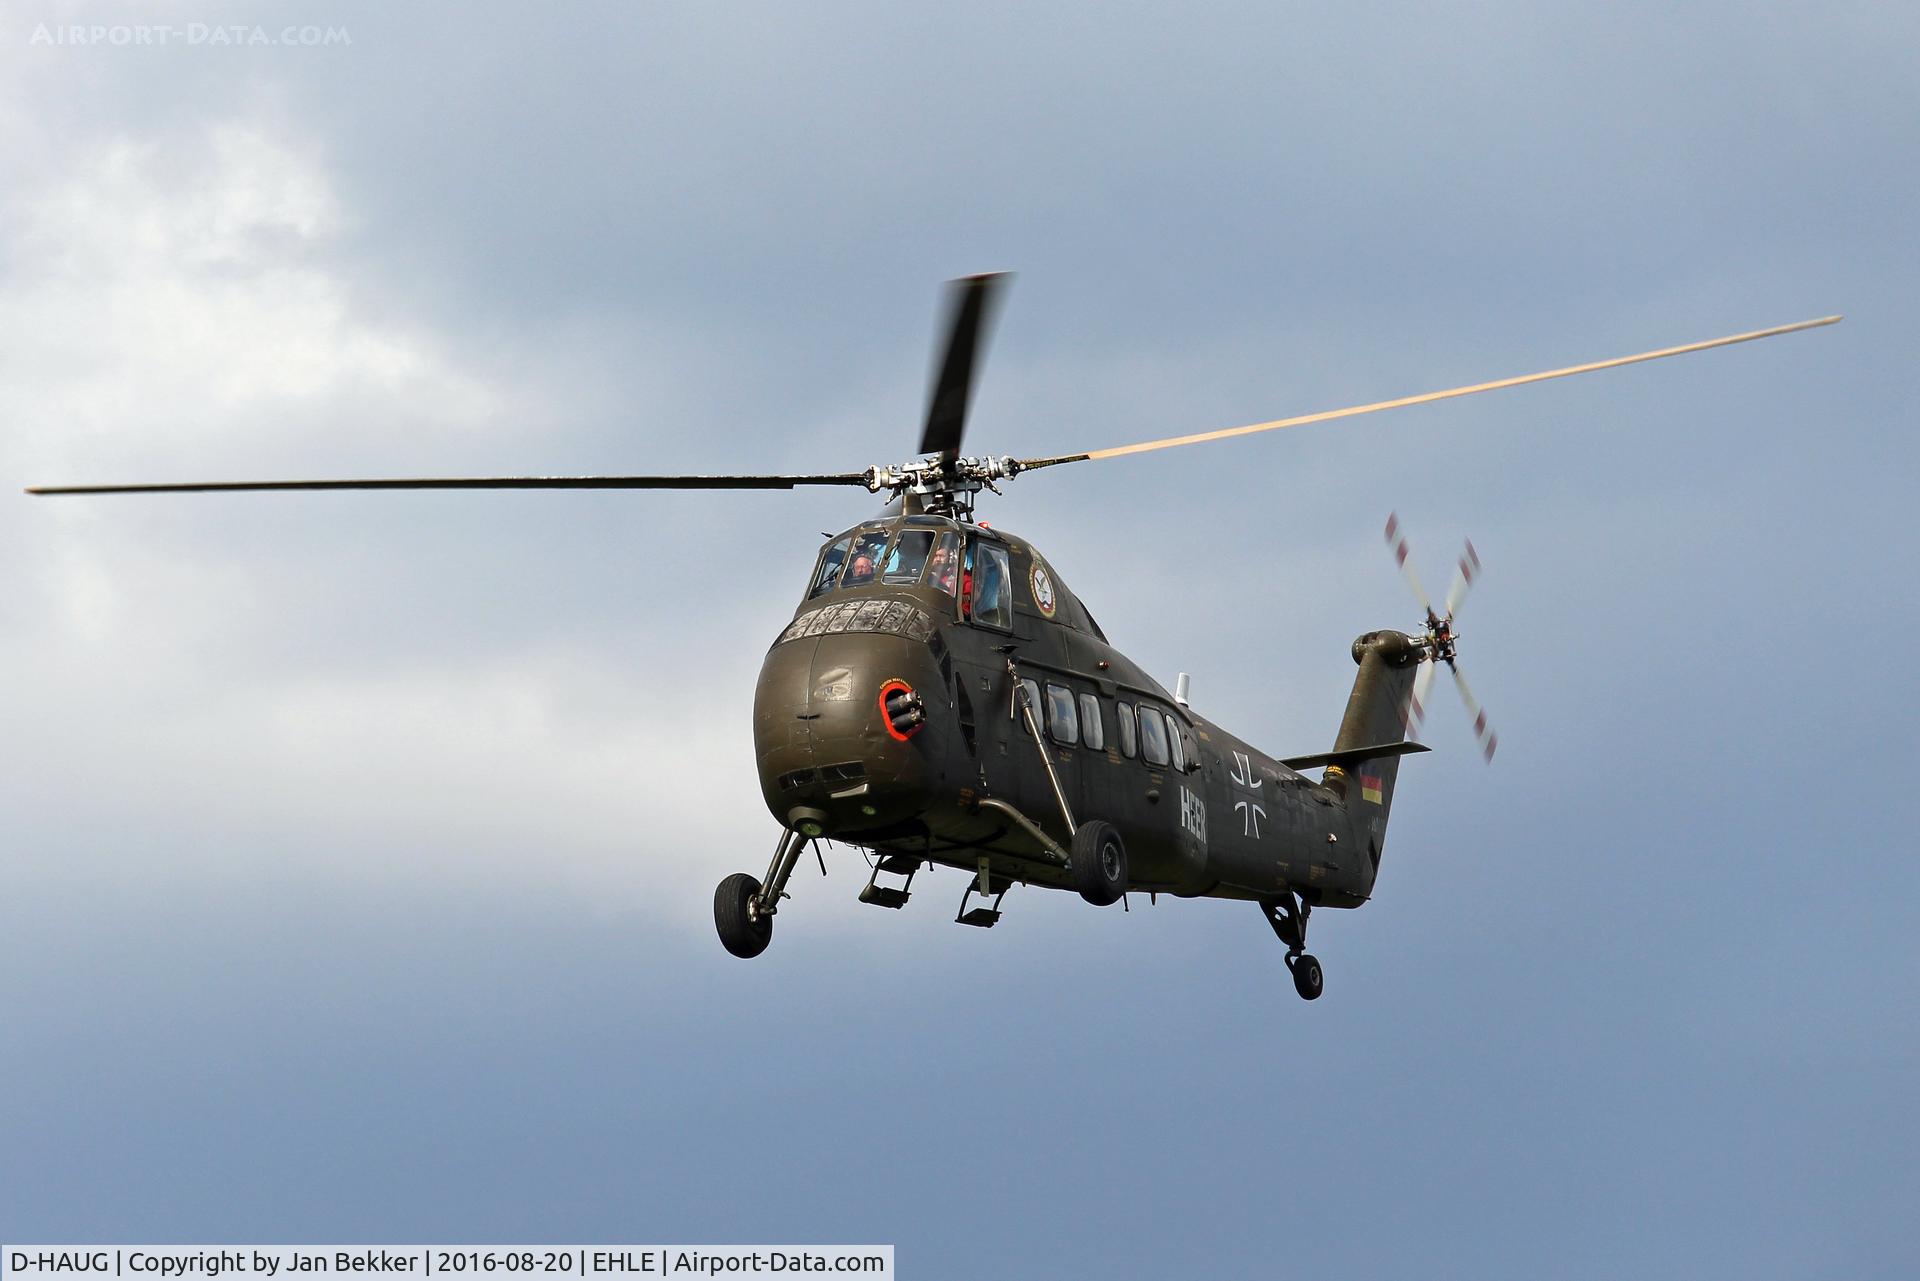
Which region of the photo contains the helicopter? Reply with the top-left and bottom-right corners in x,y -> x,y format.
28,275 -> 1839,999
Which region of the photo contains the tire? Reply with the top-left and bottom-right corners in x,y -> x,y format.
1070,819 -> 1128,907
714,872 -> 773,958
1290,953 -> 1324,1001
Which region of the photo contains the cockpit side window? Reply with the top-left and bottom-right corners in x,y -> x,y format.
840,528 -> 891,589
882,530 -> 935,584
971,541 -> 1013,630
808,537 -> 851,598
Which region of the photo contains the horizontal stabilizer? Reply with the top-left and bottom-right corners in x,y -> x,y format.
1280,741 -> 1430,772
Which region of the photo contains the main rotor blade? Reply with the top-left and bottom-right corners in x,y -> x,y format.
1018,314 -> 1841,472
919,272 -> 1010,462
26,473 -> 873,496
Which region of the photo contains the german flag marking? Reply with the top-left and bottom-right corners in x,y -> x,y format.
1360,773 -> 1384,804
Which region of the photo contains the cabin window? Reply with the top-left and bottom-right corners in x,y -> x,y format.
883,530 -> 935,584
840,528 -> 891,588
1117,702 -> 1137,758
808,537 -> 850,598
971,542 -> 1013,629
1045,683 -> 1079,746
1167,718 -> 1187,772
927,532 -> 962,598
1078,693 -> 1104,751
1018,678 -> 1043,732
1139,706 -> 1171,767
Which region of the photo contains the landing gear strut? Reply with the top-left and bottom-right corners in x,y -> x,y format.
715,828 -> 808,959
1261,890 -> 1324,1001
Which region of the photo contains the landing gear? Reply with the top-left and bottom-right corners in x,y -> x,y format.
1262,890 -> 1324,1001
714,872 -> 773,958
715,828 -> 809,959
1287,952 -> 1324,1001
1070,819 -> 1128,906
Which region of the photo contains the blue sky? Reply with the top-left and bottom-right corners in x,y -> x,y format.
2,3 -> 1915,1277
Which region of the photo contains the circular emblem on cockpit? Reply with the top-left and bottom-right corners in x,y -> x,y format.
1030,562 -> 1058,617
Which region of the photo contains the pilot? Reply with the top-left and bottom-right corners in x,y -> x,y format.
845,553 -> 876,585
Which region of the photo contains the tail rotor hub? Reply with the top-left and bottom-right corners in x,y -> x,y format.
1421,613 -> 1458,666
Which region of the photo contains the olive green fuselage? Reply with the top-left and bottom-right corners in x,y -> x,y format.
753,513 -> 1414,910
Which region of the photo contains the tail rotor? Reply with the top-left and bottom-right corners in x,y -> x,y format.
1384,513 -> 1500,762
1383,511 -> 1439,627
1447,661 -> 1498,763
1443,537 -> 1481,621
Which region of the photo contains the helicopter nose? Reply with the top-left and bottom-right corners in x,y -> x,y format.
754,636 -> 817,767
752,632 -> 942,836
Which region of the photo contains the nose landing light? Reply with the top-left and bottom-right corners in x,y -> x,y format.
787,806 -> 830,838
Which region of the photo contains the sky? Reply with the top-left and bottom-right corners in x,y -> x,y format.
2,2 -> 1915,1276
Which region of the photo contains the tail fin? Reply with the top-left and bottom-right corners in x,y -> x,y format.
1324,630 -> 1423,828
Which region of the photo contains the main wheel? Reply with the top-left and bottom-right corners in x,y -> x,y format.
1070,820 -> 1128,907
714,872 -> 773,958
1289,953 -> 1324,1001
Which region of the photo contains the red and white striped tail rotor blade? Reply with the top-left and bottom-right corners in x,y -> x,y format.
1405,659 -> 1436,737
1448,662 -> 1498,762
1384,512 -> 1435,619
1443,537 -> 1481,620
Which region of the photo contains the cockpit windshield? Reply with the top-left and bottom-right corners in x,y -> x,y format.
807,523 -> 968,599
803,521 -> 991,608
807,537 -> 851,598
882,530 -> 935,584
840,528 -> 890,588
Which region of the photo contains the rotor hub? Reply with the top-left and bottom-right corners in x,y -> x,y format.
863,455 -> 1021,517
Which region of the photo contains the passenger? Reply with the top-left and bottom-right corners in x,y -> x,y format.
928,545 -> 958,595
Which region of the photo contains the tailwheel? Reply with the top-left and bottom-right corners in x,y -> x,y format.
1070,819 -> 1128,906
1287,953 -> 1325,1001
1263,893 -> 1323,1000
714,872 -> 773,958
